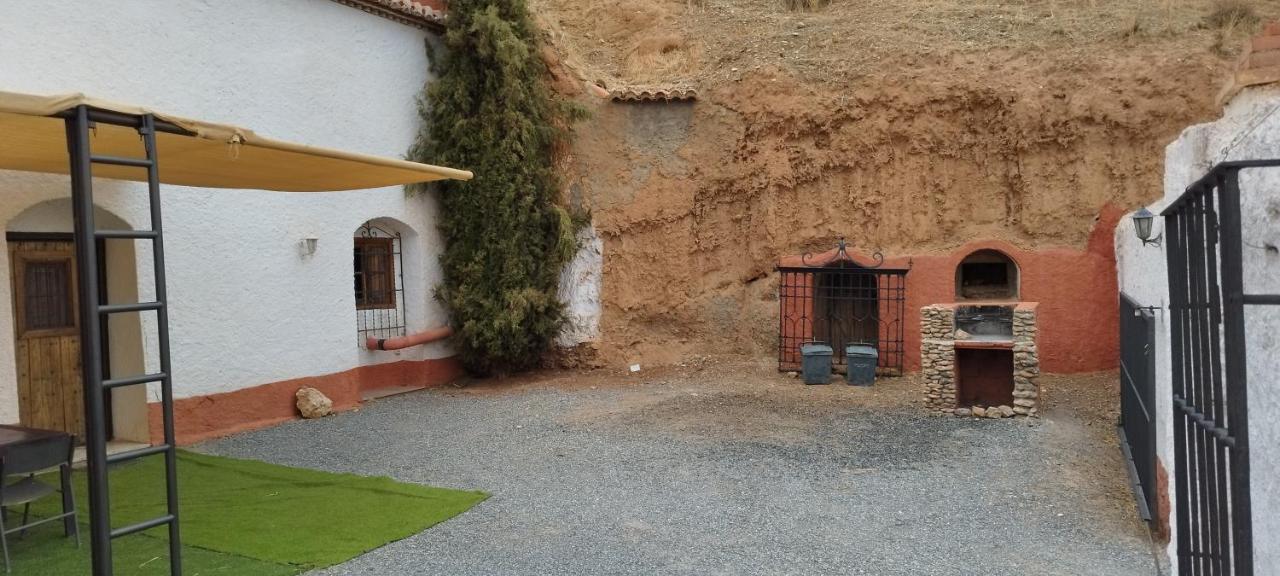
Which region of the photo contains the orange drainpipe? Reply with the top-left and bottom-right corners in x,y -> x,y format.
366,325 -> 453,351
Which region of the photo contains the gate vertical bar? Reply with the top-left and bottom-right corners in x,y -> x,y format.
66,105 -> 113,575
1187,190 -> 1208,573
1218,170 -> 1252,576
1203,181 -> 1231,575
1187,191 -> 1208,575
141,114 -> 183,575
1167,209 -> 1192,575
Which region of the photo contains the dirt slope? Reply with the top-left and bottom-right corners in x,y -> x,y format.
533,0 -> 1278,366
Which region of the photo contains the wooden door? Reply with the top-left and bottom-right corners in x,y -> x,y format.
8,239 -> 85,440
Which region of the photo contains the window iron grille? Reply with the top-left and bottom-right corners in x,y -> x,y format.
355,222 -> 406,346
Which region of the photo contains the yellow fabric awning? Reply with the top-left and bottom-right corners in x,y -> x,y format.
0,91 -> 472,192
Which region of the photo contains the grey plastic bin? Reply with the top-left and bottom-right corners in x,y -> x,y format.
800,343 -> 833,385
845,344 -> 878,386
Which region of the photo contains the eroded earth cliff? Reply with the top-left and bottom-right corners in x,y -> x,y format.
535,0 -> 1279,366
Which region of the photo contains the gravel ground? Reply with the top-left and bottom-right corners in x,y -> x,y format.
197,358 -> 1159,576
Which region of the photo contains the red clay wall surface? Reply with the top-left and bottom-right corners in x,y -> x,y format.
780,206 -> 1122,375
148,357 -> 463,445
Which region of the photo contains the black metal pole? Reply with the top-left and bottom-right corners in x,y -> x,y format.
1218,169 -> 1252,576
1203,181 -> 1232,576
1166,210 -> 1192,575
141,114 -> 183,576
66,105 -> 113,575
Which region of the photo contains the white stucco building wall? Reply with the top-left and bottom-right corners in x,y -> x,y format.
1116,84 -> 1280,572
0,0 -> 452,431
557,226 -> 603,347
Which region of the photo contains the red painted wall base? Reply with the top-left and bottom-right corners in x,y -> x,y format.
147,357 -> 463,445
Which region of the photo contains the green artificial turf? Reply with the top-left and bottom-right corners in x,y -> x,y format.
4,530 -> 296,576
8,450 -> 487,575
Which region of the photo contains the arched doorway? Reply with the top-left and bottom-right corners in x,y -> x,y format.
4,199 -> 148,443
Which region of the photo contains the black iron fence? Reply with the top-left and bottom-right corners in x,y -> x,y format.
777,242 -> 908,374
1162,160 -> 1280,576
1119,293 -> 1157,522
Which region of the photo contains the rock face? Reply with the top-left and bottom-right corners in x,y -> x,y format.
296,387 -> 333,419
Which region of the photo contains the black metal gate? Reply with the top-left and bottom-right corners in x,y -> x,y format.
1163,160 -> 1280,576
1119,293 -> 1157,521
777,241 -> 908,374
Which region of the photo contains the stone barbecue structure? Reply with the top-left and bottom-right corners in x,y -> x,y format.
921,303 -> 1040,418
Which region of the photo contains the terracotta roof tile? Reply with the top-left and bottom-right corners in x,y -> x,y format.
330,0 -> 445,29
609,86 -> 698,102
1217,22 -> 1280,106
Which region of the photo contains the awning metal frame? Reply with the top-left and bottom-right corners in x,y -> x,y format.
64,105 -> 183,576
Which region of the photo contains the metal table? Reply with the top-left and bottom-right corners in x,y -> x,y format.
0,424 -> 77,535
0,424 -> 70,457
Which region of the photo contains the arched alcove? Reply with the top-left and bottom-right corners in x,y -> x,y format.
352,217 -> 423,353
776,241 -> 909,375
955,249 -> 1019,301
4,198 -> 149,443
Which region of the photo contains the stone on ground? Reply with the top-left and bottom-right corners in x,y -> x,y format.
296,387 -> 333,419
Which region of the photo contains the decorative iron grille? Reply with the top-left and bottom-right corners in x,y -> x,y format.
777,240 -> 909,374
355,221 -> 406,346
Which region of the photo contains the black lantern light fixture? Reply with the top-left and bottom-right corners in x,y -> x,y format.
1132,207 -> 1162,247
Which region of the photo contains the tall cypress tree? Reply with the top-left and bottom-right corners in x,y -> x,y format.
409,0 -> 577,375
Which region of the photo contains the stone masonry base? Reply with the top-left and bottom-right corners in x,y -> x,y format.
921,303 -> 1040,418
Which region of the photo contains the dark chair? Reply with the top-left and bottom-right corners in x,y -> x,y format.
0,434 -> 79,573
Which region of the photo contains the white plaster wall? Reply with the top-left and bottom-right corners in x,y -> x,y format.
557,226 -> 603,347
1116,84 -> 1280,572
0,0 -> 451,419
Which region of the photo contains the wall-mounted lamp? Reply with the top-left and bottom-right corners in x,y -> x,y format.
1132,207 -> 1162,247
1133,305 -> 1161,317
299,237 -> 318,257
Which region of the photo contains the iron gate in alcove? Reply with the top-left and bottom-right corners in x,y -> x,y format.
777,241 -> 908,375
1163,160 -> 1280,576
1119,292 -> 1157,522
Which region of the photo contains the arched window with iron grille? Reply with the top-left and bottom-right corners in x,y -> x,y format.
354,220 -> 406,346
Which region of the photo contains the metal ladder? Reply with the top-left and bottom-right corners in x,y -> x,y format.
64,105 -> 182,576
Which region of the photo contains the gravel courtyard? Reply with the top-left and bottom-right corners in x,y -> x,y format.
198,358 -> 1159,576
